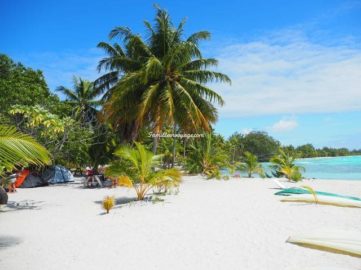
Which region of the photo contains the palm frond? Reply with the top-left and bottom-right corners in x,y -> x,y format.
0,125 -> 51,170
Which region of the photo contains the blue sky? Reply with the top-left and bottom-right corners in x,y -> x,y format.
1,0 -> 361,149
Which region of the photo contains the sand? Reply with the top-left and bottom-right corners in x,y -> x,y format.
0,176 -> 360,270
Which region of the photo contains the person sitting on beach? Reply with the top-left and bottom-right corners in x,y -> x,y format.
8,170 -> 18,193
85,166 -> 94,187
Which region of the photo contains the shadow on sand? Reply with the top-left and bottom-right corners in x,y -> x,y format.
1,200 -> 44,212
0,236 -> 22,250
95,195 -> 168,215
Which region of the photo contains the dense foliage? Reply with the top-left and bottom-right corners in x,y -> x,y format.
282,144 -> 361,158
0,54 -> 59,114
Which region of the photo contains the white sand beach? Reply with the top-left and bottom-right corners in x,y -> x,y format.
0,176 -> 360,270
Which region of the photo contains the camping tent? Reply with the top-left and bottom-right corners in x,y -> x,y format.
18,166 -> 74,188
41,165 -> 74,184
20,172 -> 48,188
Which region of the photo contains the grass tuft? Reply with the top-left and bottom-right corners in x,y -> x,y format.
102,196 -> 115,214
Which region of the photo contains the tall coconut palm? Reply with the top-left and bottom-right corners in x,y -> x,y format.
0,125 -> 51,204
56,77 -> 101,126
96,7 -> 231,153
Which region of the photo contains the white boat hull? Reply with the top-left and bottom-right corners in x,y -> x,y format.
280,194 -> 361,208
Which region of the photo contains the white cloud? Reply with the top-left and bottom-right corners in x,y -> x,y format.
213,35 -> 361,117
241,128 -> 252,135
270,119 -> 298,132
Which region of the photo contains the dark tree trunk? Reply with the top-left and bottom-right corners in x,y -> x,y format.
172,124 -> 177,168
183,138 -> 187,158
152,136 -> 159,154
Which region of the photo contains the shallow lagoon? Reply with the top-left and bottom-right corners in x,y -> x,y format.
226,155 -> 361,180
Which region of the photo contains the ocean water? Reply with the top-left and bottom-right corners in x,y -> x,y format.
223,155 -> 361,180
293,155 -> 361,180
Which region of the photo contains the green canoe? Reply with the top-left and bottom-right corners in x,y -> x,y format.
275,187 -> 361,201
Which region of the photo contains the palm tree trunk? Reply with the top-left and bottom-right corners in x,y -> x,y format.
152,109 -> 162,154
152,136 -> 159,154
171,123 -> 176,168
183,138 -> 187,158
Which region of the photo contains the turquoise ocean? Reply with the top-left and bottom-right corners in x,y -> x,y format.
262,155 -> 361,180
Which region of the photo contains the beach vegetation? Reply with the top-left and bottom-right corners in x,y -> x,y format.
270,149 -> 304,182
0,125 -> 51,203
185,133 -> 229,179
102,196 -> 115,214
239,151 -> 265,178
56,77 -> 102,127
117,175 -> 133,188
0,54 -> 59,115
241,132 -> 280,162
8,105 -> 94,167
105,142 -> 181,200
0,125 -> 51,171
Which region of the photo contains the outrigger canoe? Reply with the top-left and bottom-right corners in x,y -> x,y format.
281,194 -> 361,208
275,187 -> 361,201
287,230 -> 361,258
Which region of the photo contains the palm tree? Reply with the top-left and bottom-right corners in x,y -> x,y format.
96,7 -> 231,153
105,142 -> 181,200
0,125 -> 51,204
56,77 -> 101,126
270,149 -> 304,181
239,151 -> 264,178
185,133 -> 229,179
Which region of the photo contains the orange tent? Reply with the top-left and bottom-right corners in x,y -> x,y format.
15,169 -> 30,188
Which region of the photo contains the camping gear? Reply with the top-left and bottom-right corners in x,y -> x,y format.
275,187 -> 361,201
20,171 -> 48,188
14,169 -> 30,188
281,194 -> 361,208
17,166 -> 73,188
287,230 -> 361,257
42,165 -> 73,184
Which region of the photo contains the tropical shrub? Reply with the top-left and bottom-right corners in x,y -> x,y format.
9,105 -> 94,167
117,175 -> 133,187
270,149 -> 304,182
105,142 -> 181,200
238,151 -> 265,178
102,196 -> 115,214
185,133 -> 229,179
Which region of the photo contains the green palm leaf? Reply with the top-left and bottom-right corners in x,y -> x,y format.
0,125 -> 51,170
